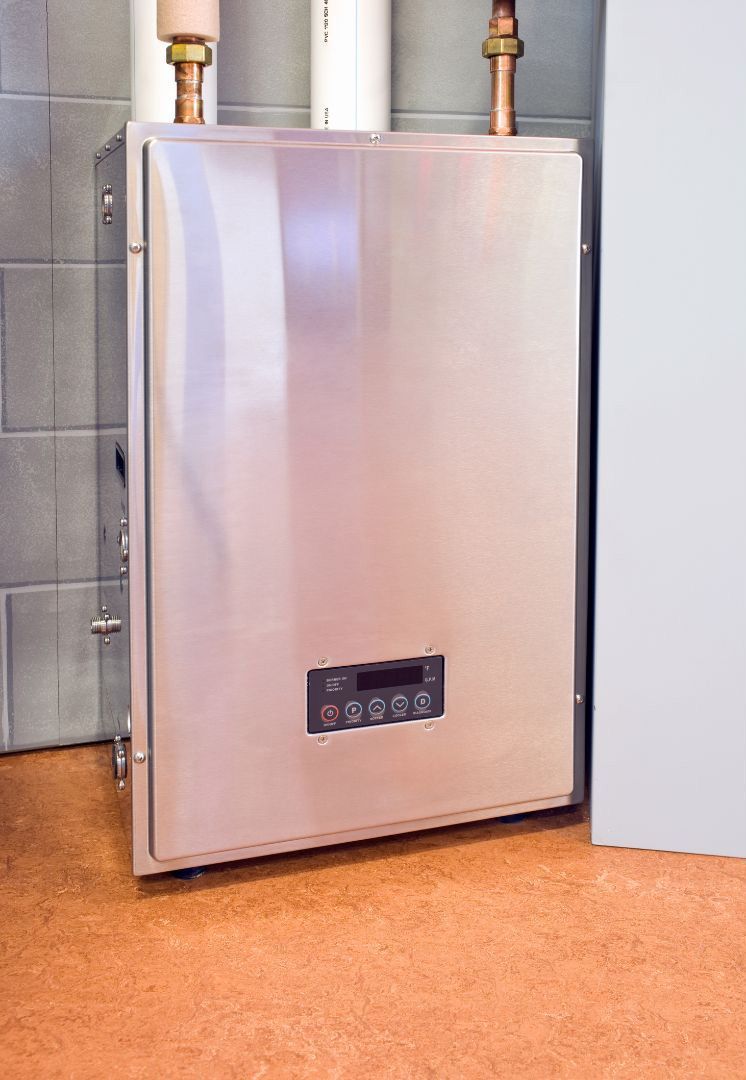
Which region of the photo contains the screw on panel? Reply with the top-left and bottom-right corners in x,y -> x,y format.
318,657 -> 329,667
129,242 -> 142,254
581,243 -> 592,256
317,735 -> 328,745
103,636 -> 111,645
424,720 -> 435,731
117,780 -> 125,791
424,646 -> 434,655
116,133 -> 123,141
575,693 -> 585,705
134,751 -> 146,763
369,133 -> 381,145
101,605 -> 108,613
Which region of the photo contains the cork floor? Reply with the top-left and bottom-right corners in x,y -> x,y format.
1,746 -> 745,1079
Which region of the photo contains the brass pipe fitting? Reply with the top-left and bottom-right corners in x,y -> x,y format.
483,2 -> 524,136
166,36 -> 213,124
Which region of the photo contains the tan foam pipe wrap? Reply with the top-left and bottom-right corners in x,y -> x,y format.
157,0 -> 220,42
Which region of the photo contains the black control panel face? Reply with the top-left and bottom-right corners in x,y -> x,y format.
307,656 -> 445,734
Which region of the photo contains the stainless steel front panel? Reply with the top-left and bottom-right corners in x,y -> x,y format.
132,127 -> 586,866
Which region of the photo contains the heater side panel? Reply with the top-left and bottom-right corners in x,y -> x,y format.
95,139 -> 130,741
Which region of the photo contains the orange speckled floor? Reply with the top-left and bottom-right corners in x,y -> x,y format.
1,746 -> 745,1079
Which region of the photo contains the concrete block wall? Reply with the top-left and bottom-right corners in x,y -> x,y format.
0,0 -> 596,751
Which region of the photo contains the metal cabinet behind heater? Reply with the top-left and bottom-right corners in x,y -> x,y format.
95,123 -> 591,875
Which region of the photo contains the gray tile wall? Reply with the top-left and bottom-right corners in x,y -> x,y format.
0,0 -> 128,752
0,0 -> 597,751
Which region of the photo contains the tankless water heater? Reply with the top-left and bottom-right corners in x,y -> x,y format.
94,123 -> 591,875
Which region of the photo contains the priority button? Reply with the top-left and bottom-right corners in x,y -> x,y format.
345,701 -> 363,720
321,704 -> 339,723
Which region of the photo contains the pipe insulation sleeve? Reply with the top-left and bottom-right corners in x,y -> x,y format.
157,0 -> 220,42
311,0 -> 391,131
131,0 -> 217,122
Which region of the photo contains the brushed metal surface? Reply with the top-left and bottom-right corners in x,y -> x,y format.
131,127 -> 585,865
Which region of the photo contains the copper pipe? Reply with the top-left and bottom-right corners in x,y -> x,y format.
483,1 -> 524,136
174,61 -> 204,124
166,36 -> 213,125
490,55 -> 516,136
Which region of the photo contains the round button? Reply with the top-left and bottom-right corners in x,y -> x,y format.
345,701 -> 363,719
321,704 -> 339,723
368,698 -> 386,716
391,695 -> 409,712
414,692 -> 431,711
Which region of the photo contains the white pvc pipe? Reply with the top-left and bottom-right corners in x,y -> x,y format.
310,0 -> 391,131
130,0 -> 218,124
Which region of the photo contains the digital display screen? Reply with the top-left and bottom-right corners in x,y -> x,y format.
357,665 -> 423,692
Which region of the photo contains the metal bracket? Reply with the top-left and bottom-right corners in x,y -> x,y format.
118,518 -> 129,563
112,735 -> 127,790
101,183 -> 113,225
91,612 -> 122,639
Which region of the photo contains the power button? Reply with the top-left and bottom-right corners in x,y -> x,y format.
321,704 -> 339,723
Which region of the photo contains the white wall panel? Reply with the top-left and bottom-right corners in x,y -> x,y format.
592,0 -> 746,857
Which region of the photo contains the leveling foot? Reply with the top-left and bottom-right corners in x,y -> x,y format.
172,866 -> 206,880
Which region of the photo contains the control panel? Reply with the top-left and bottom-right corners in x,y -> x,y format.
307,656 -> 445,734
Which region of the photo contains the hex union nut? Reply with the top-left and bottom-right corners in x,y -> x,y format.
482,36 -> 525,59
166,42 -> 213,65
489,16 -> 519,36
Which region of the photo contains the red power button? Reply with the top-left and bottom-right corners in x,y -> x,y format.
321,704 -> 339,723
